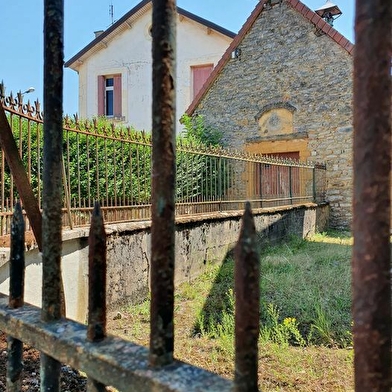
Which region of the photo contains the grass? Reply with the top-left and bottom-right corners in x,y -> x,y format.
260,232 -> 352,347
107,231 -> 354,391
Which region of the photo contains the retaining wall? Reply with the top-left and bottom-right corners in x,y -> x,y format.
0,203 -> 329,323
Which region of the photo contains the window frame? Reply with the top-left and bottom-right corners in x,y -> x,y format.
191,64 -> 214,99
98,74 -> 122,119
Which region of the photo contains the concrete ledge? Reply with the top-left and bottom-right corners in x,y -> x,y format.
73,202 -> 327,238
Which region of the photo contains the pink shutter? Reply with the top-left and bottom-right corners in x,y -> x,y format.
192,65 -> 213,99
97,75 -> 105,116
113,74 -> 122,117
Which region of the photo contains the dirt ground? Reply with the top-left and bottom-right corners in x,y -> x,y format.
0,332 -> 88,391
0,232 -> 107,391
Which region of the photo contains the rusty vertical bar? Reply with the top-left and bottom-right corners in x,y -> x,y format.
87,137 -> 92,207
218,156 -> 222,211
6,201 -> 25,391
1,147 -> 4,235
312,166 -> 316,202
234,202 -> 260,392
352,0 -> 392,391
149,0 -> 176,367
259,164 -> 263,208
62,156 -> 73,229
40,0 -> 64,391
87,202 -> 107,392
288,166 -> 293,204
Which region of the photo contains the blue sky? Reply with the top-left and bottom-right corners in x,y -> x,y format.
0,0 -> 354,116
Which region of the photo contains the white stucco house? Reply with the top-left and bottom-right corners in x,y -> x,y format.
64,0 -> 235,132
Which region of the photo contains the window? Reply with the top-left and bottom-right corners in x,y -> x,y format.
105,77 -> 114,116
191,64 -> 213,99
98,74 -> 122,118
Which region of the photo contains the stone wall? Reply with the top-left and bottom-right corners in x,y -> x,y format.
104,203 -> 329,308
193,1 -> 353,228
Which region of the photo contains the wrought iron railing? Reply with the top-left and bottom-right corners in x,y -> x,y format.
0,85 -> 326,237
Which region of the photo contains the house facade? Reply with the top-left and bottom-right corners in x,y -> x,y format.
65,0 -> 235,132
186,0 -> 354,229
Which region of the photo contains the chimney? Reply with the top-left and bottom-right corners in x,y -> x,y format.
94,30 -> 104,38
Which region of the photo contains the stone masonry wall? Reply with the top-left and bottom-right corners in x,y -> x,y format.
104,204 -> 329,308
194,1 -> 353,228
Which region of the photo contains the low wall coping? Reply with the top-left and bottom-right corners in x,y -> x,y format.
0,202 -> 327,262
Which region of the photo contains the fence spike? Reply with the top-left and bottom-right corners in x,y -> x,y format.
17,91 -> 23,108
35,100 -> 43,121
234,201 -> 260,392
84,119 -> 91,131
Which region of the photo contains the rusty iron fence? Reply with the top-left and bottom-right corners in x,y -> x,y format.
0,83 -> 326,237
0,0 -> 389,390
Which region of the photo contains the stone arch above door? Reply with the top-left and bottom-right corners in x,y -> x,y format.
256,102 -> 297,137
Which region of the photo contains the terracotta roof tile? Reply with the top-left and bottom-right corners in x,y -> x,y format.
311,13 -> 320,24
344,40 -> 354,51
316,18 -> 325,29
342,38 -> 350,48
329,29 -> 339,40
336,35 -> 346,45
322,23 -> 333,35
305,9 -> 314,19
296,3 -> 306,13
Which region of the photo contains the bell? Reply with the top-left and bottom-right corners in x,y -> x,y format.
315,1 -> 342,26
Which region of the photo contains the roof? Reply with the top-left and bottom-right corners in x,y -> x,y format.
186,0 -> 354,116
64,0 -> 236,69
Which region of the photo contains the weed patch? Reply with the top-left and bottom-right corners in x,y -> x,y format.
108,231 -> 354,391
260,233 -> 352,347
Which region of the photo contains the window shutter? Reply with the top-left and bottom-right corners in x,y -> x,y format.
97,75 -> 105,116
113,74 -> 122,117
192,65 -> 213,99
